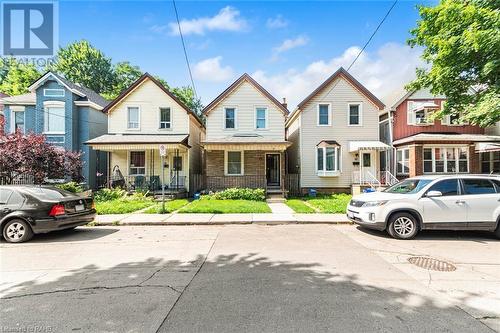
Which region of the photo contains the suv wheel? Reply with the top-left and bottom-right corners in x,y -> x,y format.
2,219 -> 33,243
494,219 -> 500,240
388,213 -> 418,240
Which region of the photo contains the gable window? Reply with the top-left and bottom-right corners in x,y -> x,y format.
127,107 -> 140,129
12,110 -> 25,133
348,103 -> 362,126
43,89 -> 65,97
226,151 -> 243,175
407,101 -> 435,125
423,147 -> 468,173
129,151 -> 145,175
255,107 -> 267,129
224,108 -> 236,129
318,104 -> 331,126
159,107 -> 171,129
396,148 -> 409,175
316,146 -> 340,174
44,106 -> 65,134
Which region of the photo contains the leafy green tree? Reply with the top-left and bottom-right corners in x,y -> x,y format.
50,40 -> 114,95
171,86 -> 204,118
0,58 -> 41,95
407,0 -> 500,127
103,61 -> 143,99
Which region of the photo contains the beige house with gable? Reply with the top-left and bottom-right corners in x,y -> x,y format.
286,67 -> 393,194
202,73 -> 290,195
86,73 -> 205,195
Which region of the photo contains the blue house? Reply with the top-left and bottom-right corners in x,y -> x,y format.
2,72 -> 109,189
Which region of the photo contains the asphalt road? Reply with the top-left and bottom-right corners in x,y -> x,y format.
1,225 -> 498,333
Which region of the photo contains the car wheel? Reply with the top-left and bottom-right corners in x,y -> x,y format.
494,219 -> 500,240
2,219 -> 33,243
388,213 -> 418,240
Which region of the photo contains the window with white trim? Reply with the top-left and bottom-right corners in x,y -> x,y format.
159,107 -> 171,129
481,151 -> 500,174
423,147 -> 468,173
255,107 -> 267,129
226,151 -> 243,175
317,146 -> 340,173
127,107 -> 140,129
348,103 -> 361,126
129,151 -> 145,175
318,104 -> 330,125
44,89 -> 65,97
44,106 -> 65,133
12,110 -> 25,133
225,108 -> 236,129
407,101 -> 434,125
396,148 -> 409,175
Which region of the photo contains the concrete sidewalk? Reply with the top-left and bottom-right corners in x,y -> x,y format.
93,212 -> 351,226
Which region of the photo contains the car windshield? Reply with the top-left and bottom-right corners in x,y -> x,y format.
384,179 -> 433,194
23,187 -> 76,199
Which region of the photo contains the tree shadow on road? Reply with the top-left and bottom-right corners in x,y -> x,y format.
0,254 -> 492,332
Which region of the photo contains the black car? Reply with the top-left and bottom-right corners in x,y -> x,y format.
0,186 -> 96,243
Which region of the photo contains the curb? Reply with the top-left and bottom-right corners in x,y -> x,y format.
89,220 -> 353,227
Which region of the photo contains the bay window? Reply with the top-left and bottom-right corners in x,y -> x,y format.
129,151 -> 145,175
317,146 -> 340,175
396,148 -> 409,175
423,147 -> 468,173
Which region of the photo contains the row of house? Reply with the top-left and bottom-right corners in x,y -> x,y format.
2,69 -> 499,196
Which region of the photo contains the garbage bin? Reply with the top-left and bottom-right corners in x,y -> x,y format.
363,188 -> 376,193
193,192 -> 201,200
308,189 -> 317,197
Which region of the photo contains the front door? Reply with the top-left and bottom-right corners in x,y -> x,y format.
361,151 -> 376,182
266,154 -> 280,187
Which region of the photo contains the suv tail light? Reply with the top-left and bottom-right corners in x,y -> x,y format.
49,204 -> 66,216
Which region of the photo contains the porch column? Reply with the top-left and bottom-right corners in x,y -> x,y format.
409,144 -> 423,177
469,144 -> 480,173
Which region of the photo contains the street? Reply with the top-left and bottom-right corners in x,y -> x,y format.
1,225 -> 499,332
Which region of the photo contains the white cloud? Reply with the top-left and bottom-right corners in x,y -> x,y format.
193,56 -> 235,82
252,43 -> 424,109
266,15 -> 288,29
166,6 -> 247,36
271,35 -> 309,61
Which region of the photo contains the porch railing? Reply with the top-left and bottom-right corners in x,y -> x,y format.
352,171 -> 381,188
108,175 -> 186,192
379,170 -> 399,186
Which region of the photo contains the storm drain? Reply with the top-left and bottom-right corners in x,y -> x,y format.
408,256 -> 456,272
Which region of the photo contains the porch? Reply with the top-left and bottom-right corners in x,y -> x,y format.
349,141 -> 397,188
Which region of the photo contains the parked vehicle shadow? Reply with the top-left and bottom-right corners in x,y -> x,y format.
0,253 -> 492,332
0,227 -> 119,244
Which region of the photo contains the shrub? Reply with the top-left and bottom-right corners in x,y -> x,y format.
94,188 -> 127,202
56,182 -> 83,193
207,188 -> 266,201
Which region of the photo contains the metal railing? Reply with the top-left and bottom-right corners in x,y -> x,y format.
108,175 -> 186,192
352,171 -> 381,188
379,170 -> 399,186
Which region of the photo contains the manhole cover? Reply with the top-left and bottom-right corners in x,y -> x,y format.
408,256 -> 456,271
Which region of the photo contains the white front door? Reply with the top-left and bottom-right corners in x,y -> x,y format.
361,151 -> 376,182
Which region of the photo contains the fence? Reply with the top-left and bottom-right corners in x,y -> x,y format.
189,173 -> 206,196
0,174 -> 34,185
285,173 -> 300,196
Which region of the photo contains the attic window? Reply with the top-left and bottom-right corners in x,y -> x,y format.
44,89 -> 65,97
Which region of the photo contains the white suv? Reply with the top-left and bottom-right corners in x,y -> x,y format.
347,175 -> 500,239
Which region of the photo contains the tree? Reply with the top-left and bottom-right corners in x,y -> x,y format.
50,40 -> 114,95
0,132 -> 83,184
103,61 -> 143,100
407,0 -> 500,127
171,86 -> 204,118
0,58 -> 41,95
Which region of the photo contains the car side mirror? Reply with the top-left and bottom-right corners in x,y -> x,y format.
426,190 -> 442,198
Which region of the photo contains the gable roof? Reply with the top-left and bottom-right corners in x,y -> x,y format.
103,73 -> 204,127
390,88 -> 447,110
28,71 -> 109,109
1,93 -> 36,105
202,73 -> 289,115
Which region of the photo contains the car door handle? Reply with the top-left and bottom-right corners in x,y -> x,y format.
2,208 -> 11,213
455,200 -> 465,205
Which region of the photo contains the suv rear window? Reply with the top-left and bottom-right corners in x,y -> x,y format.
462,179 -> 497,195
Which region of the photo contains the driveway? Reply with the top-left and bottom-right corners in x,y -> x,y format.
1,225 -> 498,332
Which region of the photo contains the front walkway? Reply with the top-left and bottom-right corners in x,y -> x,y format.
93,212 -> 350,226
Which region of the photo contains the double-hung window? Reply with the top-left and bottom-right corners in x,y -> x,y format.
129,151 -> 145,175
318,104 -> 331,126
407,101 -> 434,125
44,106 -> 65,134
255,107 -> 267,129
481,152 -> 500,173
423,147 -> 468,173
317,146 -> 340,174
226,151 -> 243,175
348,103 -> 361,126
225,108 -> 236,129
159,107 -> 171,129
127,107 -> 140,129
13,110 -> 25,133
396,148 -> 410,175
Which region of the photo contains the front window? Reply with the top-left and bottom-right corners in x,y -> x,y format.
481,152 -> 500,174
396,148 -> 409,175
127,107 -> 140,129
159,108 -> 171,129
225,108 -> 236,129
318,104 -> 330,125
317,146 -> 340,172
129,151 -> 145,175
226,151 -> 243,175
255,107 -> 267,129
44,107 -> 65,133
385,178 -> 432,194
348,104 -> 361,125
423,147 -> 468,173
13,111 -> 25,133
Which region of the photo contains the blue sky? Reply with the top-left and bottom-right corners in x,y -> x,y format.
59,0 -> 433,108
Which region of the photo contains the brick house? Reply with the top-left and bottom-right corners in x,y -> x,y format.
202,74 -> 290,195
388,88 -> 500,178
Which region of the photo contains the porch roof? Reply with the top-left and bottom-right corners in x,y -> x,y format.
85,134 -> 190,151
349,141 -> 390,152
393,133 -> 500,146
202,136 -> 291,151
475,142 -> 500,153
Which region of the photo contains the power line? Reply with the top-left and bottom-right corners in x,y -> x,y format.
172,0 -> 198,99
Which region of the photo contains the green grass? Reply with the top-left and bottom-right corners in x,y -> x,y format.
143,199 -> 190,214
285,199 -> 316,213
178,199 -> 271,214
95,199 -> 154,215
304,194 -> 352,213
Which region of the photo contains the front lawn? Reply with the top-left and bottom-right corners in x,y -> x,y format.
285,199 -> 316,213
178,199 -> 271,214
143,199 -> 190,214
305,194 -> 352,213
95,199 -> 155,215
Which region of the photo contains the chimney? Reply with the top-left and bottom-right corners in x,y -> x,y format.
282,97 -> 287,110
